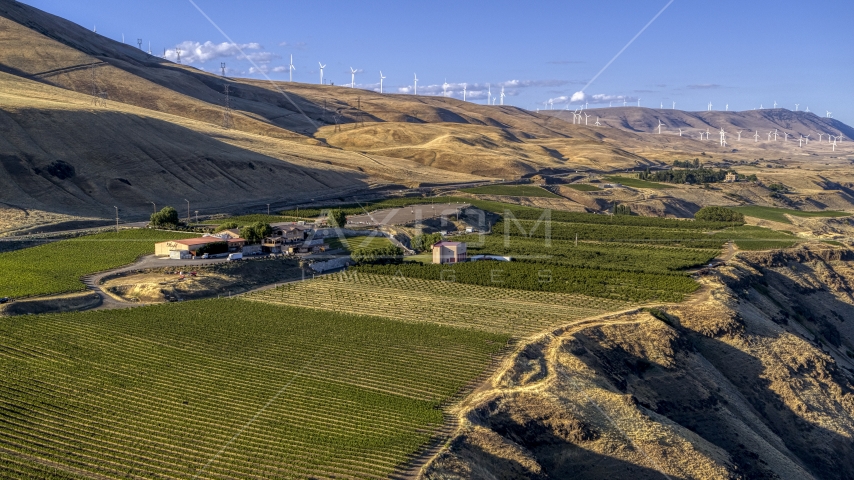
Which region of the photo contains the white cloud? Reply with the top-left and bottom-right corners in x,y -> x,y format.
272,66 -> 288,73
241,51 -> 281,64
547,93 -> 637,107
249,65 -> 269,74
279,41 -> 308,50
164,41 -> 262,64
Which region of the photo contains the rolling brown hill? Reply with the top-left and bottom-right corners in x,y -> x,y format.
544,107 -> 853,141
1,0 -> 853,224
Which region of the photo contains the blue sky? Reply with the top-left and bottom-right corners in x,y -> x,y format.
21,0 -> 854,124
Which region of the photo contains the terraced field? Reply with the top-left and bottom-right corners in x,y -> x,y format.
247,272 -> 634,336
0,300 -> 508,479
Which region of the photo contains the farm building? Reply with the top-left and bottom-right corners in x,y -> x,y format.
155,237 -> 245,257
433,241 -> 467,264
724,172 -> 738,182
263,224 -> 310,253
286,238 -> 327,255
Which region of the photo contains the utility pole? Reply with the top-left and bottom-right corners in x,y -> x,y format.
267,204 -> 271,215
114,206 -> 119,232
185,199 -> 190,225
150,201 -> 156,214
195,210 -> 199,223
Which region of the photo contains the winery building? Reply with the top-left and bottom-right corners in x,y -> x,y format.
432,241 -> 467,264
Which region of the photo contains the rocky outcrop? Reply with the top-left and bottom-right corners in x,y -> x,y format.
423,245 -> 854,479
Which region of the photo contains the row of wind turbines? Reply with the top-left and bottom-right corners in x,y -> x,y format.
656,123 -> 846,151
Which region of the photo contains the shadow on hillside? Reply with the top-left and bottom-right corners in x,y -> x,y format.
568,291 -> 854,480
433,433 -> 689,480
0,109 -> 371,219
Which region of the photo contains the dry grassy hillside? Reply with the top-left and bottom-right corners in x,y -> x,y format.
424,245 -> 854,480
0,72 -> 484,219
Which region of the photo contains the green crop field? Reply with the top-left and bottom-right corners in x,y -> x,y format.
605,176 -> 675,189
460,184 -> 561,198
248,272 -> 634,336
325,235 -> 395,252
564,183 -> 601,191
730,205 -> 850,224
0,229 -> 193,299
0,300 -> 508,479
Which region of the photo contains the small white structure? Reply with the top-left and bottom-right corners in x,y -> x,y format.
432,241 -> 467,265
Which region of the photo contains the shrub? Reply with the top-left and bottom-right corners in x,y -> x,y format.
694,206 -> 744,223
214,221 -> 239,233
150,207 -> 180,227
351,245 -> 403,265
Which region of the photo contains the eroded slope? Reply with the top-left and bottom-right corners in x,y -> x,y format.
424,245 -> 854,480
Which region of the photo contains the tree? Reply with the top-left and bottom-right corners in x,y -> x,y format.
328,209 -> 347,228
150,207 -> 179,227
614,204 -> 633,216
240,222 -> 273,244
694,206 -> 744,223
196,241 -> 228,256
411,232 -> 443,252
214,221 -> 239,233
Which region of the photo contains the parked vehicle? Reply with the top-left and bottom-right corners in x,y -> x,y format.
0,297 -> 10,304
202,253 -> 210,259
227,253 -> 243,261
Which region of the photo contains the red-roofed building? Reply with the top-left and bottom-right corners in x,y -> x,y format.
155,237 -> 246,257
432,241 -> 467,264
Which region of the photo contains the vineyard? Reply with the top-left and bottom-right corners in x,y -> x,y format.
461,234 -> 719,273
355,262 -> 697,302
247,272 -> 633,335
0,299 -> 508,479
0,229 -> 192,299
459,184 -> 561,198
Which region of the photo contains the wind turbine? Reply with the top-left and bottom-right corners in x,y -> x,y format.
737,130 -> 743,141
442,80 -> 449,97
832,136 -> 838,151
708,101 -> 713,111
657,119 -> 664,134
289,54 -> 295,82
672,101 -> 676,109
637,98 -> 641,107
805,107 -> 810,113
773,129 -> 778,141
773,101 -> 778,108
767,131 -> 772,141
413,74 -> 418,95
584,113 -> 590,125
379,71 -> 386,93
805,134 -> 810,145
318,62 -> 326,84
595,117 -> 601,126
706,128 -> 711,140
784,132 -> 789,142
462,83 -> 467,101
500,86 -> 505,106
148,41 -> 152,55
827,111 -> 833,118
720,128 -> 726,146
754,131 -> 760,142
799,136 -> 804,147
487,84 -> 491,105
350,67 -> 357,88
795,104 -> 799,111
661,102 -> 663,109
726,104 -> 729,111
678,128 -> 683,136
623,99 -> 627,107
818,133 -> 824,142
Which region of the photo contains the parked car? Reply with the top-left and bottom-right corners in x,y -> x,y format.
202,253 -> 210,259
0,297 -> 9,304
